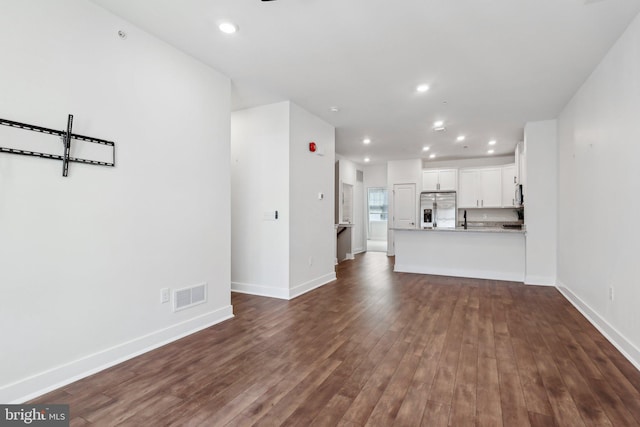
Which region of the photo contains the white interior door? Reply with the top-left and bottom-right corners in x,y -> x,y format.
393,183 -> 416,229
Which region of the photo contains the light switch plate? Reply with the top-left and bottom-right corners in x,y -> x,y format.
161,288 -> 170,304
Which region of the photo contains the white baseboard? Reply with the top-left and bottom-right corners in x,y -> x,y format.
231,281 -> 289,300
289,272 -> 337,299
556,282 -> 640,372
394,264 -> 524,282
1,305 -> 234,404
233,272 -> 337,301
346,253 -> 355,260
525,275 -> 556,286
352,247 -> 365,255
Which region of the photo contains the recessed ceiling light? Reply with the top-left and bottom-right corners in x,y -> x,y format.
422,146 -> 430,152
429,154 -> 436,159
432,121 -> 446,132
416,84 -> 430,93
456,135 -> 465,142
218,22 -> 238,34
329,106 -> 340,112
488,149 -> 495,154
488,140 -> 497,146
364,157 -> 370,163
363,138 -> 371,144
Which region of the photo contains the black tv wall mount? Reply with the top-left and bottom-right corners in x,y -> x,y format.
0,114 -> 116,177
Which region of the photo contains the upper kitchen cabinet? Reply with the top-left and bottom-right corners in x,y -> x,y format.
421,168 -> 457,191
458,167 -> 502,208
501,164 -> 517,207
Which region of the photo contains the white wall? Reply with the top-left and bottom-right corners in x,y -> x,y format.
422,155 -> 515,169
289,103 -> 336,297
231,102 -> 336,299
337,156 -> 357,186
556,12 -> 640,369
364,164 -> 387,189
386,159 -> 422,255
0,0 -> 232,403
524,121 -> 557,285
231,102 -> 290,298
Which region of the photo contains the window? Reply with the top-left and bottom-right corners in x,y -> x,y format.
368,188 -> 388,222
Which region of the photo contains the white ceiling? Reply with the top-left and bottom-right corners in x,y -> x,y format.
90,0 -> 640,164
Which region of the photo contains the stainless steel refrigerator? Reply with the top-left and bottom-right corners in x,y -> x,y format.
420,191 -> 457,229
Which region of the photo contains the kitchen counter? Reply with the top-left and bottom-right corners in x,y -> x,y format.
392,226 -> 525,234
393,227 -> 525,281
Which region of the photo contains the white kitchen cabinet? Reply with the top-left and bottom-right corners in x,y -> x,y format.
480,168 -> 502,207
458,167 -> 502,208
502,164 -> 517,207
458,170 -> 478,207
438,169 -> 457,191
422,170 -> 439,191
421,169 -> 457,191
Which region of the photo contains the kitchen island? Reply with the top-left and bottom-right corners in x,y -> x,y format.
393,227 -> 525,281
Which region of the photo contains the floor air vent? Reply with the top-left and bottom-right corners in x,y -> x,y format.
173,283 -> 207,312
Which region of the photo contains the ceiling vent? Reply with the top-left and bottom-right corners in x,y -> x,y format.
174,283 -> 207,312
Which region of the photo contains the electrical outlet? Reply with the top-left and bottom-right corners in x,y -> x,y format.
609,286 -> 614,301
161,288 -> 170,304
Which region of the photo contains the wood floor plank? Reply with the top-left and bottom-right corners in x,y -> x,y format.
363,352 -> 421,426
309,395 -> 353,427
27,252 -> 640,427
533,348 -> 587,427
251,358 -> 343,426
510,336 -> 554,417
392,304 -> 452,426
528,411 -> 557,427
498,373 -> 532,427
426,285 -> 468,406
448,342 -> 477,426
476,356 -> 503,427
420,400 -> 450,427
340,339 -> 411,424
535,313 -> 614,426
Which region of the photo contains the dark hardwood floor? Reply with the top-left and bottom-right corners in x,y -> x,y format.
33,252 -> 640,426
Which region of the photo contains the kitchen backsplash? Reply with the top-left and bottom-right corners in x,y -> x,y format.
458,208 -> 519,222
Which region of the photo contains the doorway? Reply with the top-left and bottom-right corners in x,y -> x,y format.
367,187 -> 388,252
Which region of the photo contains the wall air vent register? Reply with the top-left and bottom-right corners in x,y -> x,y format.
173,283 -> 207,312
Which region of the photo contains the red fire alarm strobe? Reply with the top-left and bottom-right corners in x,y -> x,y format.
309,142 -> 317,152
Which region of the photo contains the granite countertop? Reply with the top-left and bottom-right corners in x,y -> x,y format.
393,224 -> 526,234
